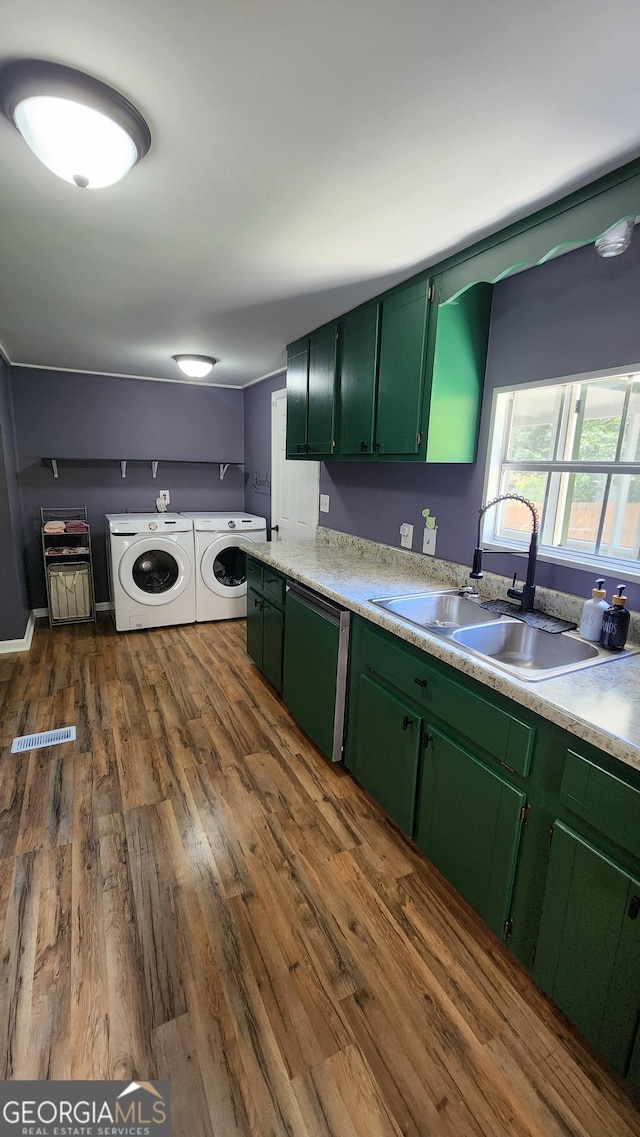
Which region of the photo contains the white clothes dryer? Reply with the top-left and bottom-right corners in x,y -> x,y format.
105,514 -> 196,631
180,512 -> 267,621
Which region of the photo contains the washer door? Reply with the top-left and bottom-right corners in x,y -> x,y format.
119,537 -> 192,606
200,533 -> 253,598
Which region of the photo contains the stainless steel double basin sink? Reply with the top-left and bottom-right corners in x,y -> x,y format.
371,589 -> 638,681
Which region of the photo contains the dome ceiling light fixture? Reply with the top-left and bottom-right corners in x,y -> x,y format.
172,355 -> 219,379
0,59 -> 151,189
595,218 -> 635,258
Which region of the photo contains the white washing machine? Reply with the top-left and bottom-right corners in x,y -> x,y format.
105,514 -> 196,631
180,512 -> 267,621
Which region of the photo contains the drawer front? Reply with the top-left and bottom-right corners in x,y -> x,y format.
262,568 -> 286,608
560,749 -> 640,859
361,621 -> 534,776
246,557 -> 263,592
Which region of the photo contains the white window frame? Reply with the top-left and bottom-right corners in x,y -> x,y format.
482,364 -> 640,582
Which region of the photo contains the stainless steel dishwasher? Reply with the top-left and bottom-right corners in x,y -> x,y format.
282,580 -> 351,763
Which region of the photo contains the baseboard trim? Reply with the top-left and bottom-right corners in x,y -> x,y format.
0,611 -> 35,654
33,602 -> 111,620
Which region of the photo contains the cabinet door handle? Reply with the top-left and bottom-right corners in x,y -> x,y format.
360,440 -> 369,452
373,440 -> 381,452
414,677 -> 428,688
628,895 -> 640,920
401,715 -> 413,731
296,443 -> 306,452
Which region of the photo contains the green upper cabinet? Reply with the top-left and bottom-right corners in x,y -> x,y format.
286,338 -> 309,457
286,324 -> 338,458
533,822 -> 640,1080
308,324 -> 338,455
338,302 -> 379,455
376,280 -> 430,456
426,281 -> 493,463
288,275 -> 491,463
337,281 -> 430,460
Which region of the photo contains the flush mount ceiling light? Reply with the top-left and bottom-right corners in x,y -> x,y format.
0,59 -> 151,188
595,218 -> 635,258
172,355 -> 219,379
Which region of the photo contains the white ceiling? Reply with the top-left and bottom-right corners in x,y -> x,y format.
2,0 -> 640,389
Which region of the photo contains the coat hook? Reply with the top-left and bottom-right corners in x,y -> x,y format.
152,461 -> 159,479
120,461 -> 127,479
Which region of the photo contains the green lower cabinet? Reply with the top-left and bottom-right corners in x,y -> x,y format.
415,727 -> 527,939
345,673 -> 422,836
533,822 -> 640,1079
282,589 -> 340,760
261,600 -> 284,692
246,566 -> 285,693
628,1026 -> 640,1097
246,585 -> 264,670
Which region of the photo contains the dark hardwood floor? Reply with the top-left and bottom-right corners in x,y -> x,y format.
0,614 -> 638,1136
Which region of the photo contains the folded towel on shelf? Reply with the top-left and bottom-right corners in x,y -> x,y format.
43,521 -> 66,533
65,521 -> 88,532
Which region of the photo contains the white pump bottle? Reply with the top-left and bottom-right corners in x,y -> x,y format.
579,579 -> 608,641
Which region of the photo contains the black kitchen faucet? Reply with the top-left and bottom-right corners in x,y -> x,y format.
470,494 -> 539,613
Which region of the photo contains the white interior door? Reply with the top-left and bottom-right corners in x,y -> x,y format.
271,389 -> 319,541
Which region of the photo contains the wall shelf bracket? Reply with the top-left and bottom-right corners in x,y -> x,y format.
46,459 -> 59,480
219,463 -> 230,480
151,461 -> 159,479
120,461 -> 127,479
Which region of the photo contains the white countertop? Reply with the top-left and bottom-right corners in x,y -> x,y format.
249,530 -> 640,774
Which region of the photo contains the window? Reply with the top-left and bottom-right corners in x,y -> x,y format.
484,369 -> 640,579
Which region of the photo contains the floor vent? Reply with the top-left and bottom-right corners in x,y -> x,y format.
11,726 -> 76,754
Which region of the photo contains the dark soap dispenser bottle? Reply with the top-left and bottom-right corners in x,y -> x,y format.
601,584 -> 630,651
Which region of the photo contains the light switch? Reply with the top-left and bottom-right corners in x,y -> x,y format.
422,527 -> 437,556
320,494 -> 330,513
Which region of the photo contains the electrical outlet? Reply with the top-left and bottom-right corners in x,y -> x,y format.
400,523 -> 413,549
320,494 -> 330,513
422,526 -> 437,556
159,490 -> 170,505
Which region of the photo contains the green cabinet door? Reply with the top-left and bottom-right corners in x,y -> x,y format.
246,585 -> 264,669
338,303 -> 379,455
286,338 -> 309,457
533,822 -> 640,1078
426,281 -> 493,463
261,599 -> 284,693
282,590 -> 340,759
375,280 -> 430,456
415,727 -> 527,938
346,673 -> 422,836
307,325 -> 337,456
628,1025 -> 640,1097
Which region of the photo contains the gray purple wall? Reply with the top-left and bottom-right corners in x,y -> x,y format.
321,238 -> 640,611
243,372 -> 286,528
11,367 -> 245,608
0,357 -> 30,640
